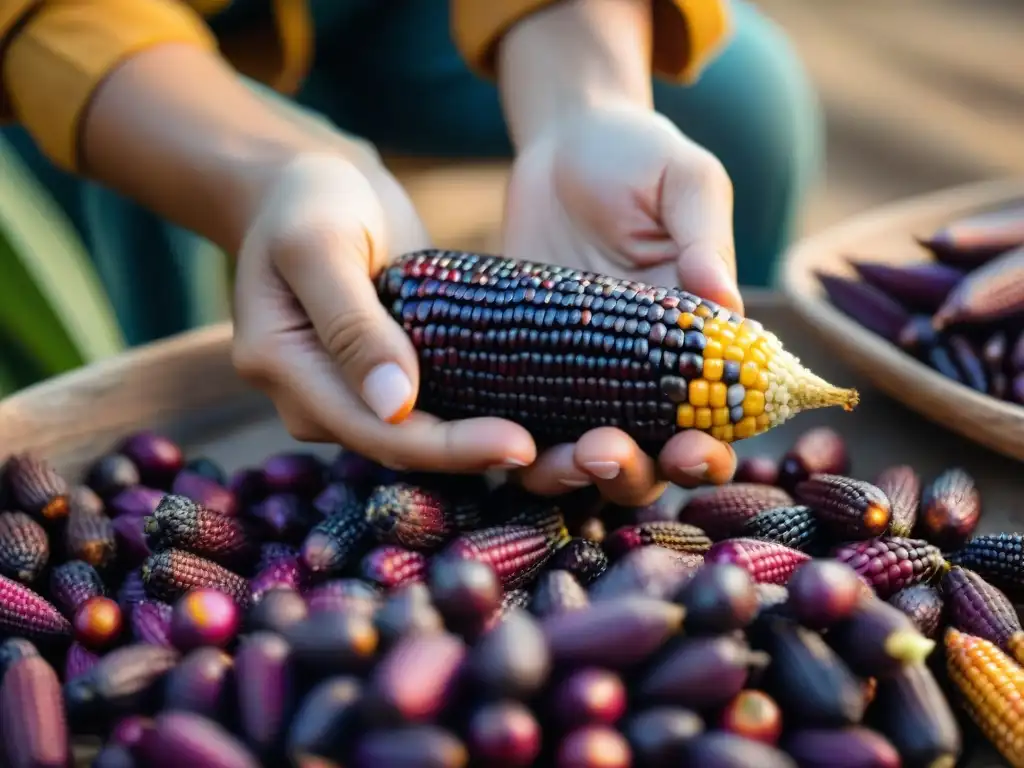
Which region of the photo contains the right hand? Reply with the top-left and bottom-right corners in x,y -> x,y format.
231,151 -> 538,473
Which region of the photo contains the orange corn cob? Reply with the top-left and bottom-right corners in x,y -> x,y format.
945,627 -> 1024,767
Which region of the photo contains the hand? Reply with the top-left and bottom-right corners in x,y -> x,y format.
231,152 -> 538,473
502,105 -> 741,503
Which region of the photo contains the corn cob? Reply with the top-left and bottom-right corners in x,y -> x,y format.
676,562 -> 759,634
850,259 -> 964,313
145,494 -> 259,567
353,726 -> 469,768
873,465 -> 920,538
831,536 -> 946,599
118,431 -> 184,489
428,559 -> 503,634
117,568 -> 146,614
828,598 -> 936,678
184,456 -> 226,485
530,569 -> 589,617
364,631 -> 467,723
886,583 -> 944,638
467,701 -> 542,767
0,638 -> 38,679
262,451 -> 327,497
234,631 -> 294,758
0,573 -> 71,642
933,245 -> 1024,329
948,532 -> 1024,600
818,272 -> 911,344
919,468 -> 981,550
489,588 -> 532,626
603,521 -> 711,560
170,471 -> 239,518
302,578 -> 381,617
247,493 -> 317,544
377,250 -> 859,450
360,545 -> 429,590
548,537 -> 608,585
741,505 -> 824,552
85,454 -> 140,500
312,480 -> 362,519
777,427 -> 850,493
943,565 -> 1024,662
0,511 -> 49,583
0,655 -> 69,768
164,647 -> 234,721
945,628 -> 1024,768
921,205 -> 1024,267
735,455 -> 781,486
365,482 -> 459,551
130,600 -> 175,648
440,524 -> 556,590
704,538 -> 810,585
249,556 -> 306,602
109,486 -> 165,518
66,641 -> 101,680
299,501 -> 373,575
64,502 -> 117,569
679,484 -> 795,540
500,503 -> 570,548
70,484 -> 105,516
141,549 -> 251,608
589,546 -> 703,602
795,475 -> 891,539
2,453 -> 69,521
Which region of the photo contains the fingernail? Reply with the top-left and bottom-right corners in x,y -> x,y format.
493,458 -> 529,471
583,461 -> 620,480
559,478 -> 592,489
676,463 -> 710,482
362,363 -> 413,423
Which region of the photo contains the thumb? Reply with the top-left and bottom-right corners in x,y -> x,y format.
660,152 -> 744,314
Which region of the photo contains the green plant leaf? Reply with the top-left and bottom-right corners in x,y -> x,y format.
0,137 -> 125,376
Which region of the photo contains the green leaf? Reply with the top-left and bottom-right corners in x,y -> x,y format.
0,137 -> 125,376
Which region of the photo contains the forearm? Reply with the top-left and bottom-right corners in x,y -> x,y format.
81,45 -> 342,254
497,0 -> 654,149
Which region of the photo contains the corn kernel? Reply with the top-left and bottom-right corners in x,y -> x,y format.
739,361 -> 759,388
709,382 -> 727,408
689,380 -> 710,407
678,312 -> 697,329
676,405 -> 695,428
718,329 -> 736,345
720,424 -> 735,442
695,408 -> 713,430
712,407 -> 730,426
735,417 -> 757,439
736,333 -> 757,349
755,372 -> 770,391
711,426 -> 727,440
703,358 -> 724,381
744,390 -> 766,417
724,345 -> 745,363
755,414 -> 770,429
695,305 -> 713,318
704,340 -> 724,359
747,348 -> 768,367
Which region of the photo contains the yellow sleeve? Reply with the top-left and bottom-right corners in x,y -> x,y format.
0,0 -> 219,172
450,0 -> 732,84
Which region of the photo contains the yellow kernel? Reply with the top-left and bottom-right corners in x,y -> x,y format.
703,358 -> 724,381
695,408 -> 713,430
676,405 -> 695,428
739,361 -> 760,387
712,407 -> 730,426
747,348 -> 768,367
715,308 -> 732,321
736,333 -> 757,349
709,382 -> 728,408
744,390 -> 766,417
725,345 -> 745,363
755,413 -> 770,429
689,380 -> 710,407
720,424 -> 735,442
711,426 -> 727,440
704,340 -> 724,359
755,372 -> 770,391
678,312 -> 697,329
735,417 -> 757,439
695,304 -> 713,318
718,328 -> 736,345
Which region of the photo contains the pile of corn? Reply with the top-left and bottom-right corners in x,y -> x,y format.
818,203 -> 1024,402
0,425 -> 1022,767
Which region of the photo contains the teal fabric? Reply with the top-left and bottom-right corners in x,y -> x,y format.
0,0 -> 823,347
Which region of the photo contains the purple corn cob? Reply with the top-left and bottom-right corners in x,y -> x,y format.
140,711 -> 261,768
299,502 -> 373,575
500,502 -> 570,548
111,513 -> 152,569
184,457 -> 227,485
440,524 -> 556,590
920,468 -> 981,551
66,641 -> 101,680
0,655 -> 69,768
329,449 -> 398,488
530,570 -> 589,617
948,334 -> 989,393
69,485 -> 105,517
145,495 -> 259,567
85,454 -> 140,500
548,538 -> 608,585
361,545 -> 429,590
887,583 -> 944,639
171,471 -> 238,518
303,578 -> 381,617
703,538 -> 810,585
3,452 -> 70,521
832,536 -> 945,599
603,521 -> 712,560
234,631 -> 294,758
250,556 -> 306,603
849,260 -> 964,313
164,648 -> 234,720
933,245 -> 1024,329
919,205 -> 1024,267
365,483 -> 458,550
109,486 -> 166,518
141,549 -> 251,608
312,481 -> 362,518
64,504 -> 117,569
795,474 -> 892,539
261,452 -> 327,497
589,546 -> 702,602
228,468 -> 266,508
0,511 -> 49,583
0,638 -> 39,678
256,542 -> 298,571
679,484 -> 794,540
817,272 -> 911,343
118,431 -> 184,489
131,600 -> 175,648
365,631 -> 467,723
49,560 -> 105,617
874,465 -> 921,538
117,568 -> 147,614
942,566 -> 1023,655
0,574 -> 71,642
247,493 -> 318,544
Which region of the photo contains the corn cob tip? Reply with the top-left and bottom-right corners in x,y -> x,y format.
883,628 -> 936,663
143,516 -> 160,535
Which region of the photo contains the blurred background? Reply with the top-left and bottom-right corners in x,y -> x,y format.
0,0 -> 1021,396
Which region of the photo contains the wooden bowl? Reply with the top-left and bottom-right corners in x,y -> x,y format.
782,177 -> 1024,462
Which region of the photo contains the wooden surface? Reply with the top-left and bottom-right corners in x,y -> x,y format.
782,178 -> 1024,463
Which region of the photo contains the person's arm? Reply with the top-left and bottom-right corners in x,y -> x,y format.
1,0 -> 351,254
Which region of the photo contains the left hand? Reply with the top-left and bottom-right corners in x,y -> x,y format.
502,105 -> 742,505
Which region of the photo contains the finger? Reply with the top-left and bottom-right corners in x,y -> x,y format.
658,430 -> 738,489
573,427 -> 666,507
516,443 -> 593,496
661,154 -> 743,314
